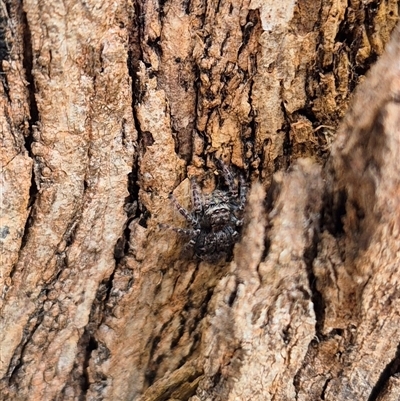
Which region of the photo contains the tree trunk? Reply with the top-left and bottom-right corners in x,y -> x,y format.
0,0 -> 399,400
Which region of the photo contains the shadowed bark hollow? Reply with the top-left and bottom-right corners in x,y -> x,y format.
0,0 -> 399,400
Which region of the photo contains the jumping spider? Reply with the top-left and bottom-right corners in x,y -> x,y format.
163,159 -> 247,261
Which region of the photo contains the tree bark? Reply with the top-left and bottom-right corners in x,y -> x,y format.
0,0 -> 399,400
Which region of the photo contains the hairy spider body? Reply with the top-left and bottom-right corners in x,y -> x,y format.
164,160 -> 247,261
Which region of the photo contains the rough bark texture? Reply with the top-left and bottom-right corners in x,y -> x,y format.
0,0 -> 399,400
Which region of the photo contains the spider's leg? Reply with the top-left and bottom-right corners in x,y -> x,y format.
214,158 -> 238,196
238,175 -> 248,211
231,229 -> 239,241
224,225 -> 239,241
188,229 -> 201,246
232,215 -> 243,227
159,223 -> 199,238
169,194 -> 198,226
190,179 -> 202,215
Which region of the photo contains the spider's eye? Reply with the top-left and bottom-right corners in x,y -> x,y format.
204,201 -> 215,210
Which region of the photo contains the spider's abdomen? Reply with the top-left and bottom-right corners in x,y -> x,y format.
194,226 -> 238,260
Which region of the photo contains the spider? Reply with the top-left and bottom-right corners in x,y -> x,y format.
163,159 -> 247,261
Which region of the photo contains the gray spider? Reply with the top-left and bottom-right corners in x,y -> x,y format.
163,159 -> 247,261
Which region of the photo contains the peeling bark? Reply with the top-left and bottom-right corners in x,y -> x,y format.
1,0 -> 399,400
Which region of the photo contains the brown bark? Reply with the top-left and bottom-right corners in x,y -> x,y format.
0,0 -> 399,400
